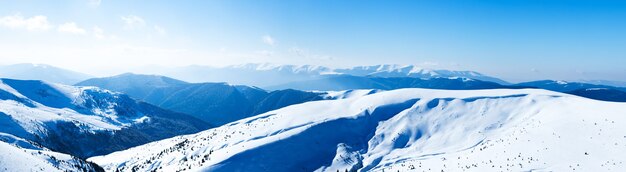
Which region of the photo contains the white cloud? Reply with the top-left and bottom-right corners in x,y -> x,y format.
154,25 -> 166,35
57,22 -> 86,34
0,14 -> 52,31
121,15 -> 145,29
262,35 -> 275,46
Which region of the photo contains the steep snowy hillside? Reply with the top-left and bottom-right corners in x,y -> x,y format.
89,88 -> 626,171
0,133 -> 103,172
0,78 -> 209,158
0,63 -> 93,85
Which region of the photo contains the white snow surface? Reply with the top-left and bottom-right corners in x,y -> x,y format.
89,88 -> 626,171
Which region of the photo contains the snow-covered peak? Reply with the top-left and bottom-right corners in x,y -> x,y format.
330,64 -> 507,84
227,63 -> 333,74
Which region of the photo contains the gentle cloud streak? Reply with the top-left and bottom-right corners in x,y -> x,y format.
0,14 -> 52,31
58,22 -> 86,34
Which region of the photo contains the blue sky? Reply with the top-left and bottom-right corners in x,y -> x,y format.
0,0 -> 624,82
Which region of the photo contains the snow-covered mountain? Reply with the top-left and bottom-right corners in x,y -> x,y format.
0,133 -> 103,172
335,64 -> 509,84
0,63 -> 93,85
229,63 -> 333,75
0,78 -> 209,158
128,63 -> 508,87
89,88 -> 626,171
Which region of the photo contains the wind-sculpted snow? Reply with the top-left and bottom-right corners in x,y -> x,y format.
90,88 -> 626,171
0,78 -> 209,158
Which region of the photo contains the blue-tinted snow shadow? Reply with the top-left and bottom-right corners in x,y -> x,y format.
206,98 -> 420,172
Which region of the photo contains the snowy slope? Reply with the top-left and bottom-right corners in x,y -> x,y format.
0,78 -> 208,158
89,88 -> 626,171
0,133 -> 103,172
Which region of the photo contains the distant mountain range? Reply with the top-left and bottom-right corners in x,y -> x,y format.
513,80 -> 626,92
0,78 -> 209,158
513,80 -> 626,102
127,63 -> 510,87
76,73 -> 332,126
267,74 -> 523,91
577,80 -> 626,87
0,63 -> 92,85
334,64 -> 509,84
